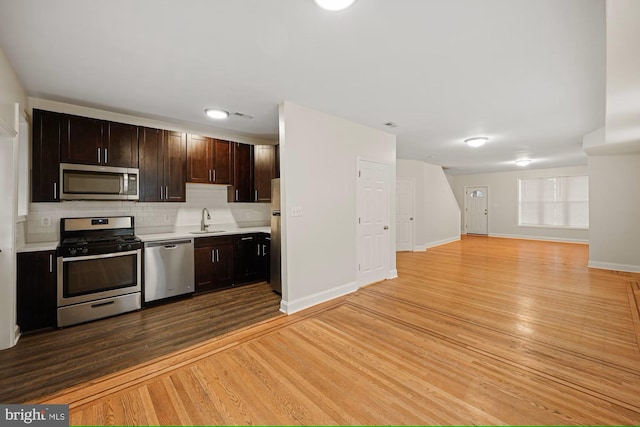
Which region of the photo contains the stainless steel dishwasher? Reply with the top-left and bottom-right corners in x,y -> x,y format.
144,239 -> 194,303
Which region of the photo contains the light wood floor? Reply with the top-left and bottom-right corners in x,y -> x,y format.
36,236 -> 640,425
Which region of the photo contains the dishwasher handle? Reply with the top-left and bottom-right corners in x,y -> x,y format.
145,239 -> 193,249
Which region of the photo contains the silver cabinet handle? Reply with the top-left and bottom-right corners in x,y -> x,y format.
236,189 -> 239,201
213,169 -> 216,182
262,244 -> 266,256
209,170 -> 212,182
241,236 -> 254,241
49,254 -> 53,273
53,182 -> 57,199
160,186 -> 164,200
216,249 -> 219,262
97,147 -> 101,163
165,186 -> 169,200
104,148 -> 108,164
255,190 -> 258,201
257,244 -> 260,255
211,249 -> 215,263
383,226 -> 389,230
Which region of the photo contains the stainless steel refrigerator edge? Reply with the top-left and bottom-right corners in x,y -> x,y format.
270,178 -> 282,294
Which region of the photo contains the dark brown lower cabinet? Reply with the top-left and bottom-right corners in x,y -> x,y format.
234,234 -> 261,285
194,236 -> 234,293
17,251 -> 57,332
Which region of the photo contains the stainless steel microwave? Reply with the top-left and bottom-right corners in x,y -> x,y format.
59,163 -> 139,201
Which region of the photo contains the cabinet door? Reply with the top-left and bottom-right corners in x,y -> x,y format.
260,234 -> 271,282
212,139 -> 233,184
214,242 -> 235,288
186,134 -> 213,183
254,145 -> 277,202
139,127 -> 163,202
32,109 -> 61,202
164,130 -> 187,202
229,142 -> 254,202
194,247 -> 216,293
234,234 -> 260,284
17,251 -> 57,332
60,114 -> 103,165
104,121 -> 139,168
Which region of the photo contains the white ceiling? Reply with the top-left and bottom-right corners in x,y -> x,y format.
0,0 -> 605,174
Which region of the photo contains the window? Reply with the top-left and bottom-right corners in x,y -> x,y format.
518,175 -> 589,228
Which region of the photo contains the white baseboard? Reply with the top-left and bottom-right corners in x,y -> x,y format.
424,236 -> 461,249
588,260 -> 640,273
280,281 -> 358,314
388,269 -> 398,279
489,233 -> 588,244
413,236 -> 461,252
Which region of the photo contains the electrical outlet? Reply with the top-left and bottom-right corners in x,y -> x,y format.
291,206 -> 303,217
40,217 -> 51,227
163,214 -> 170,222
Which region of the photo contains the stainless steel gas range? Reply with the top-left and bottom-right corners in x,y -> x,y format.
56,216 -> 143,327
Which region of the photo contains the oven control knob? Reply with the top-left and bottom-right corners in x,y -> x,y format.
127,244 -> 132,250
81,247 -> 89,255
69,248 -> 77,256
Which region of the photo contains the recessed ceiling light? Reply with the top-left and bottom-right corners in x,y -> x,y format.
205,109 -> 229,119
515,159 -> 532,167
464,137 -> 489,147
314,0 -> 358,11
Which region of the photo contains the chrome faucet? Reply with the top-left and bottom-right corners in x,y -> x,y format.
201,208 -> 211,231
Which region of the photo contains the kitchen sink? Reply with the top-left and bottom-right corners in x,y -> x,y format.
189,230 -> 226,234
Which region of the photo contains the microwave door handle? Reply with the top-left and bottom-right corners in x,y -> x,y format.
122,174 -> 127,195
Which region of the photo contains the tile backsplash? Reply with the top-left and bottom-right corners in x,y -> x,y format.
24,184 -> 270,243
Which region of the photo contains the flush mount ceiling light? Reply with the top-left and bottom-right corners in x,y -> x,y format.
464,137 -> 489,147
314,0 -> 358,11
205,109 -> 229,120
515,159 -> 532,167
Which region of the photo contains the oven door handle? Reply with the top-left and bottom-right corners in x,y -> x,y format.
61,249 -> 140,262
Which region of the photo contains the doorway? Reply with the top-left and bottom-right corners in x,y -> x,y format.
357,159 -> 390,286
465,186 -> 488,235
396,178 -> 415,251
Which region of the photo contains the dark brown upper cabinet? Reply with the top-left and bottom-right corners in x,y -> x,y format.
228,142 -> 254,202
164,130 -> 188,202
32,109 -> 61,202
60,113 -> 138,168
139,127 -> 186,202
104,121 -> 139,168
186,135 -> 233,185
254,145 -> 278,203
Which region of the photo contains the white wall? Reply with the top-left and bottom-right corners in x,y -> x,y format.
279,101 -> 396,313
582,0 -> 640,272
448,166 -> 589,243
605,0 -> 640,147
397,159 -> 460,250
588,154 -> 640,271
0,47 -> 26,349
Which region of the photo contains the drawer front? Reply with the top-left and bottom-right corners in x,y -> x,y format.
194,235 -> 234,248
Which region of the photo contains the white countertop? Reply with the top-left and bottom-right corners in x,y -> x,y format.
17,225 -> 270,253
17,241 -> 59,253
138,226 -> 270,243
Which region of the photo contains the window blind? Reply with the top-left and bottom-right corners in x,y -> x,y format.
518,175 -> 589,228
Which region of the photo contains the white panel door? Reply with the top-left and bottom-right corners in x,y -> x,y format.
396,178 -> 414,251
358,160 -> 390,286
465,186 -> 488,235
